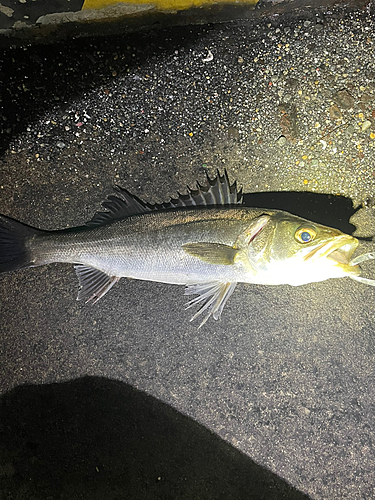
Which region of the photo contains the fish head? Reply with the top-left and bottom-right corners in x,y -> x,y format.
247,211 -> 360,286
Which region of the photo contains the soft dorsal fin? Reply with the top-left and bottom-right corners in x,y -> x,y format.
86,187 -> 152,227
86,169 -> 242,227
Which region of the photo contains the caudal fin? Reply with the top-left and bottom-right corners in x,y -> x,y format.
0,214 -> 40,273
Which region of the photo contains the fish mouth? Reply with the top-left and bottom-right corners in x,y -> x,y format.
304,235 -> 360,275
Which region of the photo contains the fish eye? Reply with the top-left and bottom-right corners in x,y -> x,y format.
295,226 -> 317,244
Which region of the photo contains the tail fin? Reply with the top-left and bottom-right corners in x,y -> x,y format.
0,214 -> 40,273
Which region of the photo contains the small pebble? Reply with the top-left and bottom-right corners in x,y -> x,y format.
345,125 -> 355,136
276,136 -> 287,146
329,105 -> 342,121
362,120 -> 372,132
228,127 -> 240,140
334,89 -> 354,109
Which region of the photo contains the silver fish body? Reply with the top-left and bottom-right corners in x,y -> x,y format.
0,171 -> 366,326
30,207 -> 271,285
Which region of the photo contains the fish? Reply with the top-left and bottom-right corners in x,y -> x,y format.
0,170 -> 370,326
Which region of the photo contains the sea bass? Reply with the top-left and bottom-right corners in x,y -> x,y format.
0,171 -> 369,326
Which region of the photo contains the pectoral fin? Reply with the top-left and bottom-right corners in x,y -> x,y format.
185,281 -> 237,327
182,242 -> 238,265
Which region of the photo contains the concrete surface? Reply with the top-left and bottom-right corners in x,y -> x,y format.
1,5 -> 375,499
0,0 -> 369,47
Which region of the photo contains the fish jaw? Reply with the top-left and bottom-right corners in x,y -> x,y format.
247,233 -> 360,287
283,234 -> 360,286
305,234 -> 360,278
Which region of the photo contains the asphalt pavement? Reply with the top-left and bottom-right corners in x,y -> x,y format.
1,5 -> 375,499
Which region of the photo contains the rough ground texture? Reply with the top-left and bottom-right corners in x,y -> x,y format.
1,5 -> 375,500
0,0 -> 367,47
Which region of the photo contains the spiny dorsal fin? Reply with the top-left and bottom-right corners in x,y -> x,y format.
86,169 -> 242,227
157,170 -> 243,210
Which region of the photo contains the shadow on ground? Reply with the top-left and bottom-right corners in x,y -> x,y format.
243,191 -> 357,234
0,376 -> 311,500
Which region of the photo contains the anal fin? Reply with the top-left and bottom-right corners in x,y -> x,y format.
74,264 -> 120,304
185,281 -> 237,328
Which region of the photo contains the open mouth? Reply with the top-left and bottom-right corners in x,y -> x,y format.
305,235 -> 359,274
327,242 -> 356,265
303,235 -> 375,286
